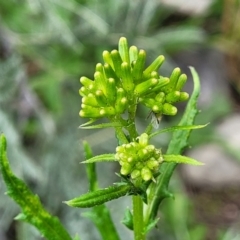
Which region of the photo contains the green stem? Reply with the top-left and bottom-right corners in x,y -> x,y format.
127,98 -> 138,140
109,116 -> 129,144
114,126 -> 129,144
126,121 -> 138,140
132,195 -> 145,240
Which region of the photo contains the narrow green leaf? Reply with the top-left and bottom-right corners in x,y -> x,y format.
147,67 -> 202,223
149,123 -> 208,139
83,141 -> 98,191
144,217 -> 160,234
82,143 -> 120,240
163,154 -> 204,165
121,208 -> 133,230
73,234 -> 81,240
79,119 -> 97,127
80,121 -> 122,129
0,134 -> 72,240
83,205 -> 120,240
64,185 -> 131,208
81,153 -> 116,163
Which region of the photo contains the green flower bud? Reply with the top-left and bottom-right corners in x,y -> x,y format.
154,149 -> 162,159
120,163 -> 132,175
138,133 -> 149,146
134,78 -> 158,96
101,106 -> 116,116
125,143 -> 135,152
175,74 -> 187,91
130,142 -> 138,149
139,97 -> 155,108
79,86 -> 88,97
88,83 -> 97,93
119,153 -> 127,161
79,106 -> 101,118
105,78 -> 117,105
150,71 -> 159,78
118,37 -> 130,64
145,144 -> 155,152
94,71 -> 107,95
82,94 -> 99,107
146,159 -> 159,170
118,161 -> 125,166
99,109 -> 107,116
95,90 -> 108,106
117,145 -> 124,151
155,92 -> 165,102
152,104 -> 162,113
151,77 -> 170,93
143,55 -> 165,79
111,50 -> 123,78
162,68 -> 181,93
95,63 -> 104,75
131,169 -> 141,179
170,67 -> 181,87
127,157 -> 134,163
132,50 -> 146,84
158,155 -> 164,163
103,50 -> 114,68
141,167 -> 152,181
135,162 -> 144,170
115,88 -> 128,114
138,148 -> 148,160
129,46 -> 138,63
162,103 -> 177,115
179,92 -> 189,102
104,63 -> 118,82
121,62 -> 134,92
165,91 -> 181,103
80,76 -> 94,88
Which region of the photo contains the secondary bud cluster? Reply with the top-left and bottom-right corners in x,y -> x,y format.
79,37 -> 189,119
139,68 -> 189,116
115,133 -> 163,181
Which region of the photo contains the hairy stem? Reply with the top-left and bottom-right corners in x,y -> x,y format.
132,195 -> 145,240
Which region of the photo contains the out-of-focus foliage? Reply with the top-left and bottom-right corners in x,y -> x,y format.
4,0 -> 238,239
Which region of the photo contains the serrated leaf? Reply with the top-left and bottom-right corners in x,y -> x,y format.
0,134 -> 72,240
80,122 -> 122,129
163,154 -> 204,165
81,153 -> 116,163
64,184 -> 131,208
149,123 -> 208,139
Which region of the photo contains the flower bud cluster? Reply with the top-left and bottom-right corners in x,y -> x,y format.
139,68 -> 189,116
79,37 -> 189,119
115,133 -> 162,181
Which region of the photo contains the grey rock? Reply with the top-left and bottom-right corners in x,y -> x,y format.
161,0 -> 214,16
181,114 -> 240,188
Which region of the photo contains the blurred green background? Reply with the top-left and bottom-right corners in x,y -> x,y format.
1,0 -> 240,239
